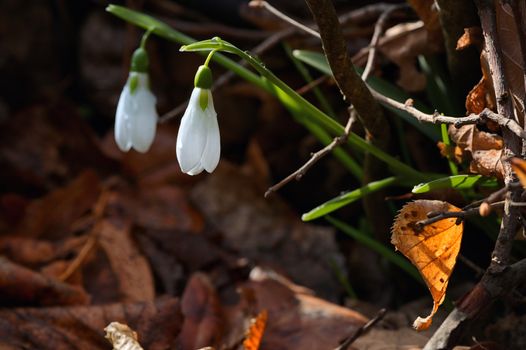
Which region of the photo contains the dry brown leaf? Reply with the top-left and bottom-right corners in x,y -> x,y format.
97,218 -> 155,302
0,297 -> 182,349
379,22 -> 428,92
470,149 -> 504,178
456,27 -> 483,51
11,170 -> 101,239
177,273 -> 223,350
191,162 -> 345,301
466,77 -> 489,114
0,256 -> 90,306
448,125 -> 504,178
243,310 -> 268,350
407,0 -> 442,44
105,322 -> 144,350
352,21 -> 434,92
351,328 -> 428,350
510,157 -> 526,188
0,103 -> 116,194
391,200 -> 463,330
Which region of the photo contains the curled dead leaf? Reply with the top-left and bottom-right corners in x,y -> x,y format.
105,322 -> 144,350
456,27 -> 483,51
391,200 -> 463,330
449,125 -> 504,179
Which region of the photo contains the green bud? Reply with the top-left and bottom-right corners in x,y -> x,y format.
199,89 -> 209,111
194,65 -> 213,89
130,47 -> 149,73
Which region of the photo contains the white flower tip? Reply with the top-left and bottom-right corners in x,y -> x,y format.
176,88 -> 220,176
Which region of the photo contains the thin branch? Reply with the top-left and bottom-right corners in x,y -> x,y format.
304,0 -> 388,142
361,4 -> 409,81
334,308 -> 387,350
249,0 -> 320,38
264,114 -> 355,197
371,90 -> 526,140
296,75 -> 330,95
338,3 -> 409,26
414,201 -> 505,231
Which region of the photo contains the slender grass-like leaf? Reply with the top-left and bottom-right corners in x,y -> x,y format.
412,175 -> 482,193
302,177 -> 398,221
292,50 -> 441,141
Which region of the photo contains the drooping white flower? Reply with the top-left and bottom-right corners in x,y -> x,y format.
114,47 -> 158,153
176,65 -> 220,175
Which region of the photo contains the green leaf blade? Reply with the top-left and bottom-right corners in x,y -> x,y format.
411,175 -> 482,194
302,177 -> 398,221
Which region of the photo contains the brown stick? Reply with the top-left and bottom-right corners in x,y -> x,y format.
304,0 -> 388,141
372,91 -> 526,140
249,0 -> 320,38
265,115 -> 355,197
334,308 -> 387,350
361,4 -> 409,81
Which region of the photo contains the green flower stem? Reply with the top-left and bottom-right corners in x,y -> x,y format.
107,4 -> 424,181
204,49 -> 218,67
140,27 -> 154,49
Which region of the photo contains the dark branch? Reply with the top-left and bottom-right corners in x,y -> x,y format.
304,0 -> 388,141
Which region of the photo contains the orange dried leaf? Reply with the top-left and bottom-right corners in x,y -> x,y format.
466,77 -> 488,114
510,157 -> 526,188
391,200 -> 463,330
456,27 -> 483,51
243,310 -> 268,350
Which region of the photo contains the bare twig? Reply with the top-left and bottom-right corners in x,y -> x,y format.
59,191 -> 110,281
265,114 -> 355,197
58,234 -> 97,281
304,0 -> 388,141
249,0 -> 320,38
414,200 -> 505,231
371,90 -> 526,139
296,75 -> 330,95
334,308 -> 387,350
159,28 -> 294,123
338,2 -> 409,26
361,4 -> 409,81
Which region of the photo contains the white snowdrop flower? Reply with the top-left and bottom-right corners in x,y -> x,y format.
114,47 -> 158,153
176,65 -> 220,175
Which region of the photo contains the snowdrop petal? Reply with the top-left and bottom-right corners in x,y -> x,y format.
176,88 -> 208,173
114,87 -> 133,152
186,163 -> 205,176
176,87 -> 221,176
131,88 -> 158,153
201,96 -> 220,172
114,72 -> 158,153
